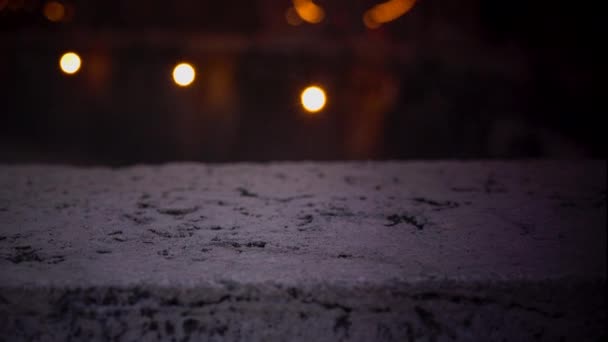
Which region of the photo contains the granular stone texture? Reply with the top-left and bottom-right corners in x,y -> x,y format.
0,161 -> 605,341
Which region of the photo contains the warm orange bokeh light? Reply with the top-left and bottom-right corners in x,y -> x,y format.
172,63 -> 196,87
59,52 -> 81,75
43,1 -> 65,22
301,85 -> 327,113
363,0 -> 417,29
293,0 -> 325,24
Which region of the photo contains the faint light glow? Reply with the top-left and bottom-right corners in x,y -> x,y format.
43,1 -> 65,22
59,52 -> 81,75
293,0 -> 324,24
301,86 -> 326,113
7,0 -> 23,11
0,0 -> 8,11
285,6 -> 302,26
204,59 -> 237,111
85,52 -> 111,93
172,63 -> 196,87
363,0 -> 417,29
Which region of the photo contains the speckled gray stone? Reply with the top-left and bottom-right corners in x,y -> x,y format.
0,161 -> 605,341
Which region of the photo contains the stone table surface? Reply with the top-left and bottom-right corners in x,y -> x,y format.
0,161 -> 605,341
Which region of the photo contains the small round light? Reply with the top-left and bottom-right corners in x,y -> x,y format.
301,85 -> 327,113
43,1 -> 65,22
59,52 -> 81,75
172,63 -> 196,87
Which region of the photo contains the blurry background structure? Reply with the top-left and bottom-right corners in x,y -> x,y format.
0,0 -> 603,165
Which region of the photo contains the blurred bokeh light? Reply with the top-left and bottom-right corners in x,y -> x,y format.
59,52 -> 81,75
172,63 -> 196,87
293,0 -> 324,24
301,86 -> 326,113
43,1 -> 65,22
363,0 -> 417,29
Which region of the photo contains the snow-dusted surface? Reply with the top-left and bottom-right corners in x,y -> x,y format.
0,161 -> 605,341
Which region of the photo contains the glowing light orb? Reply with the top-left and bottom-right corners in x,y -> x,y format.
301,86 -> 327,113
43,1 -> 65,22
59,52 -> 81,75
363,0 -> 417,29
293,0 -> 325,24
172,63 -> 196,87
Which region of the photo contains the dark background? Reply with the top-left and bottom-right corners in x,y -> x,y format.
0,0 -> 603,165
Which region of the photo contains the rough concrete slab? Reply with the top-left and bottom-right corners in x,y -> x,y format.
0,161 -> 605,341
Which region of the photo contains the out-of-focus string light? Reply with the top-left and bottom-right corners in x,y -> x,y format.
285,6 -> 303,26
293,0 -> 325,24
43,1 -> 65,22
363,0 -> 417,29
172,62 -> 196,87
59,52 -> 81,75
301,85 -> 327,113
